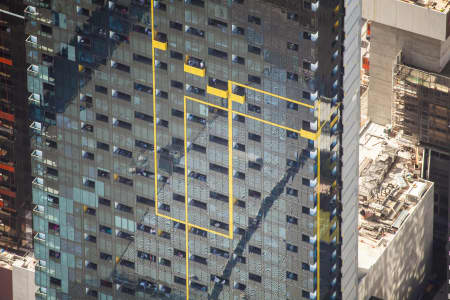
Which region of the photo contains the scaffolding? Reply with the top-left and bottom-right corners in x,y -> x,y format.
392,53 -> 450,151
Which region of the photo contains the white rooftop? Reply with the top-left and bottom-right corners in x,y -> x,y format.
358,122 -> 432,273
0,248 -> 35,271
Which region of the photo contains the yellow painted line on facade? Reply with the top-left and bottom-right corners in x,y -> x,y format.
227,85 -> 234,241
150,0 -> 160,218
152,3 -> 323,296
207,85 -> 228,98
318,102 -> 341,132
330,115 -> 339,128
300,129 -> 318,140
229,80 -> 315,109
183,98 -> 190,300
155,211 -> 232,239
186,95 -> 316,140
316,100 -> 321,300
191,224 -> 231,239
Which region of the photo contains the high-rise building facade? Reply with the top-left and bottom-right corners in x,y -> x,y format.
0,0 -> 33,251
27,0 -> 360,300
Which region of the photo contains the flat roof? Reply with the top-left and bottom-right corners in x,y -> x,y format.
400,0 -> 450,13
358,122 -> 433,274
0,248 -> 35,271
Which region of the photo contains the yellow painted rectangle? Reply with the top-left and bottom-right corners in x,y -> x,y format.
300,129 -> 317,140
207,85 -> 228,98
153,39 -> 167,51
184,64 -> 206,77
330,115 -> 339,128
334,4 -> 340,14
230,93 -> 245,104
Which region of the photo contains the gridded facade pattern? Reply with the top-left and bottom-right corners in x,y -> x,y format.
0,1 -> 32,250
26,0 -> 357,300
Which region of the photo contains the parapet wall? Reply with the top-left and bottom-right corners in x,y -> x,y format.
362,0 -> 449,41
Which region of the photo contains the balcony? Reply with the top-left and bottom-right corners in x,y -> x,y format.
303,177 -> 317,188
184,56 -> 205,77
303,149 -> 317,160
230,85 -> 245,104
24,6 -> 38,18
77,36 -> 92,49
210,219 -> 228,231
185,25 -> 204,38
76,6 -> 90,17
207,78 -> 228,98
304,31 -> 319,42
312,1 -> 319,12
31,149 -> 43,162
25,35 -> 38,47
109,1 -> 129,16
33,232 -> 45,243
49,249 -> 61,263
47,195 -> 59,208
32,177 -> 44,189
186,85 -> 205,96
33,205 -> 44,216
109,31 -> 128,43
153,32 -> 167,51
27,64 -> 39,76
48,222 -> 60,235
111,60 -> 130,73
303,60 -> 319,72
35,288 -> 47,299
35,261 -> 46,272
28,93 -> 41,105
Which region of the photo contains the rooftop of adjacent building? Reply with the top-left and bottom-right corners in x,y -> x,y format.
357,122 -> 433,273
362,0 -> 450,42
399,0 -> 450,13
0,248 -> 35,272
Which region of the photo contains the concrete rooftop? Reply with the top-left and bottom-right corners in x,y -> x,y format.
358,122 -> 433,273
401,0 -> 450,13
0,248 -> 35,271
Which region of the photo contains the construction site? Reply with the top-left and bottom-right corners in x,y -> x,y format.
361,0 -> 450,293
392,52 -> 450,150
357,122 -> 434,300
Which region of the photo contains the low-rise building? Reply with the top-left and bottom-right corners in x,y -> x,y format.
0,249 -> 36,300
358,122 -> 434,300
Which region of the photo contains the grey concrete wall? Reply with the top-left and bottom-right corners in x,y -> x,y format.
440,35 -> 450,70
358,183 -> 434,300
342,0 -> 361,299
367,22 -> 450,125
0,265 -> 12,300
362,0 -> 449,41
12,265 -> 34,300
